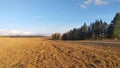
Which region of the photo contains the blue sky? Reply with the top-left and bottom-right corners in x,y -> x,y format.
0,0 -> 120,36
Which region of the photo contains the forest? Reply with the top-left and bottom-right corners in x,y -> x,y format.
52,12 -> 120,40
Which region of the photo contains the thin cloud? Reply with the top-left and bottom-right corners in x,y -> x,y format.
80,0 -> 109,8
81,4 -> 87,8
84,0 -> 93,4
81,0 -> 93,8
94,0 -> 108,5
10,30 -> 35,35
0,29 -> 51,36
0,29 -> 35,35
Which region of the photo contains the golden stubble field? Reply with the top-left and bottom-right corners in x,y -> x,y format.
0,37 -> 120,68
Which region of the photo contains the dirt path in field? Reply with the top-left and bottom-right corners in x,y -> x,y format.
0,38 -> 120,68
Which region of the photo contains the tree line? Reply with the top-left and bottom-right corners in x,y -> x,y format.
51,12 -> 120,40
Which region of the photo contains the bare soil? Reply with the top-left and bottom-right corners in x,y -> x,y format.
0,38 -> 120,68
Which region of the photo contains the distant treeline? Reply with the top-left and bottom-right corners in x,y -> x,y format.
52,12 -> 120,40
0,35 -> 46,38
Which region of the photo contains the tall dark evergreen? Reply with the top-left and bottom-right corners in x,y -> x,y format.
113,13 -> 120,39
102,22 -> 108,39
107,12 -> 120,39
90,20 -> 108,39
107,23 -> 114,38
87,25 -> 93,39
80,23 -> 88,40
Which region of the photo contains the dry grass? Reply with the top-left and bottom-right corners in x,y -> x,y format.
0,38 -> 120,68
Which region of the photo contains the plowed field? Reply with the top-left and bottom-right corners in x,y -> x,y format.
0,38 -> 120,68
